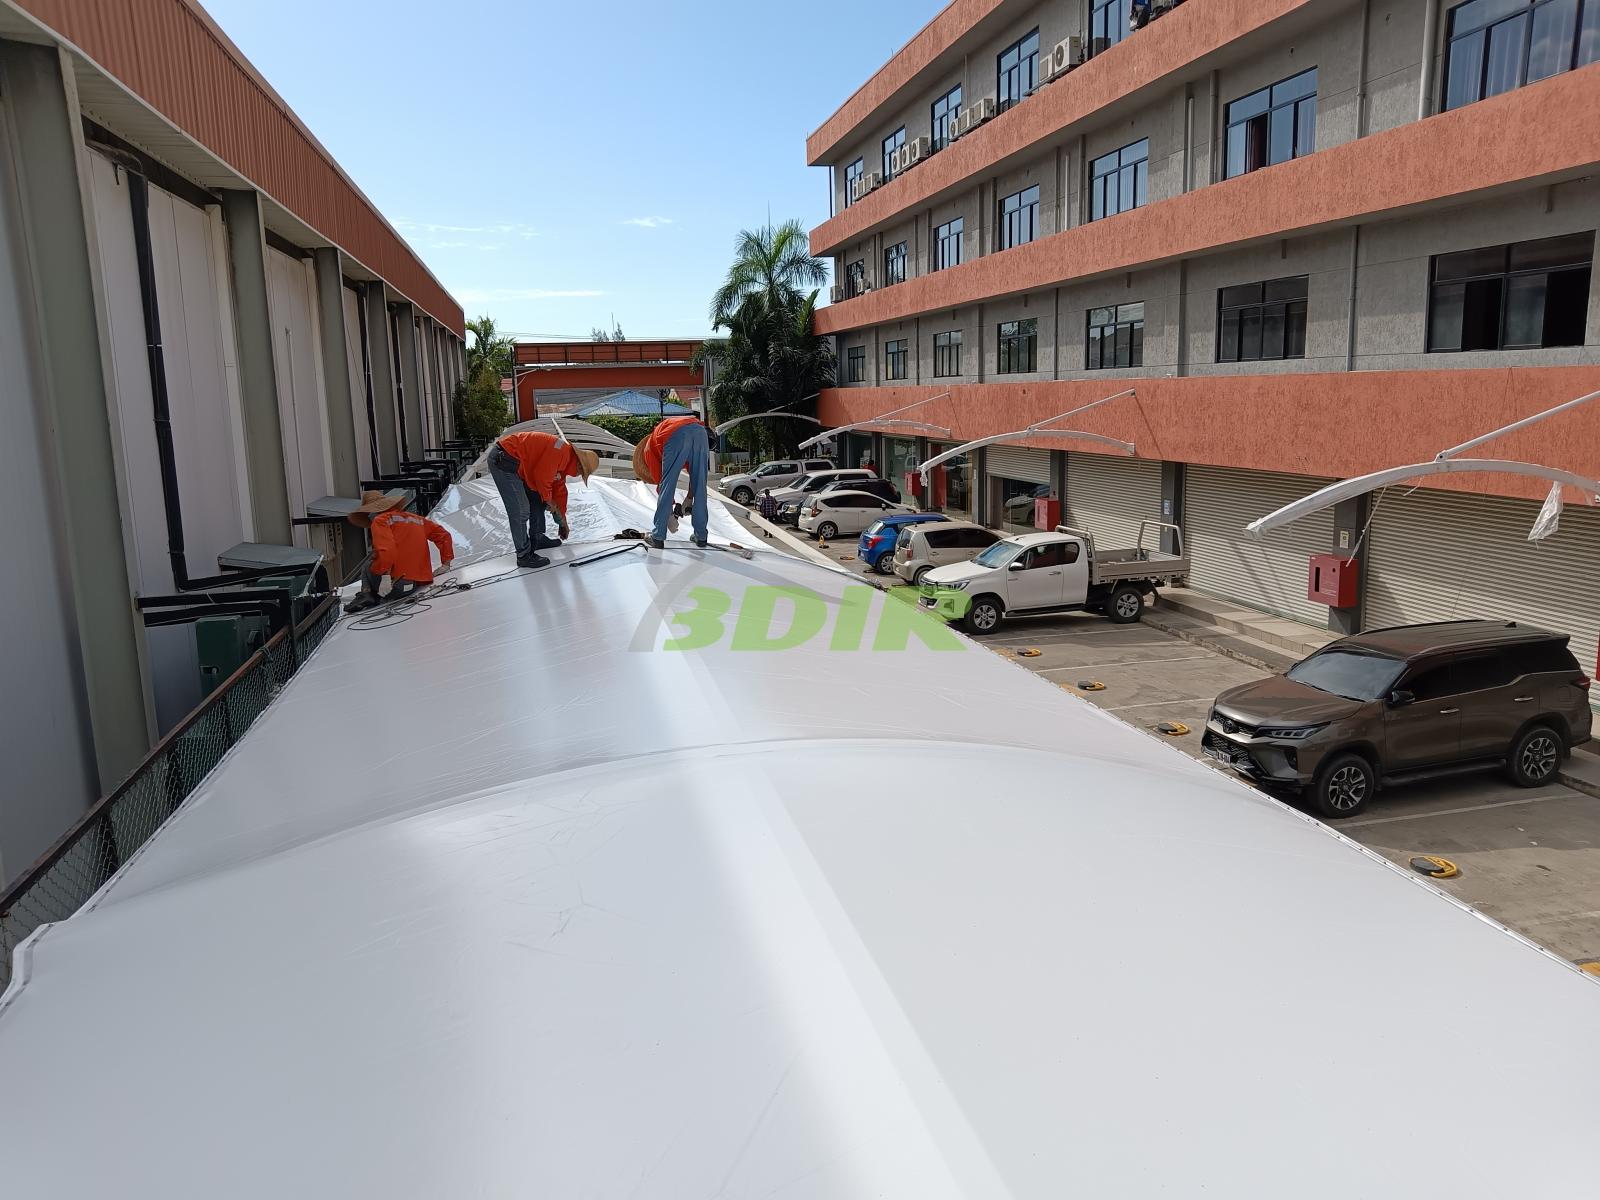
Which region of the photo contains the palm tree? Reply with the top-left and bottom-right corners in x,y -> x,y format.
700,289 -> 834,459
708,220 -> 830,331
466,315 -> 514,381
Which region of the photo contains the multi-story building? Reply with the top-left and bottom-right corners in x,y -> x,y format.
809,0 -> 1600,660
0,0 -> 466,886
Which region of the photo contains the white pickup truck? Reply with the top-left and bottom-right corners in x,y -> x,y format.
919,521 -> 1189,634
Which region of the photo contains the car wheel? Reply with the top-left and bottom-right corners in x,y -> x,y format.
817,522 -> 839,541
963,596 -> 1003,636
912,566 -> 932,586
1508,724 -> 1563,787
1106,583 -> 1144,624
873,553 -> 895,575
732,486 -> 753,506
1309,752 -> 1376,819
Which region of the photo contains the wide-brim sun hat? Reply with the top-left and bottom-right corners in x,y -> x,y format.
574,447 -> 599,483
631,440 -> 656,485
346,489 -> 404,522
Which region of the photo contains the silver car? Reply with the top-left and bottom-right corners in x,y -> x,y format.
893,520 -> 1002,586
717,458 -> 834,506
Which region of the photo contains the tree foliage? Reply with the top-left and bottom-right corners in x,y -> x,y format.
453,366 -> 512,445
590,323 -> 626,342
583,414 -> 661,445
466,315 -> 514,382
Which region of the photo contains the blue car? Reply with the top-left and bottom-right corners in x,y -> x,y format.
858,512 -> 948,575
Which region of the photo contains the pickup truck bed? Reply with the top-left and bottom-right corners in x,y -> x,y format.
1090,545 -> 1188,584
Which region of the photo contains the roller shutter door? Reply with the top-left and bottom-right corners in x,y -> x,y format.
1066,452 -> 1162,547
1184,465 -> 1334,626
986,445 -> 1052,484
1363,487 -> 1600,675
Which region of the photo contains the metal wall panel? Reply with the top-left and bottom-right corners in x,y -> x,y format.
342,284 -> 374,483
1065,452 -> 1163,548
266,246 -> 331,529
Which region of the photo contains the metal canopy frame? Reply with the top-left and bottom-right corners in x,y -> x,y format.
917,388 -> 1138,484
797,391 -> 952,452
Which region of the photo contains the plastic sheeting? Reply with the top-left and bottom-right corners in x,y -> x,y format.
1,477 -> 1598,1197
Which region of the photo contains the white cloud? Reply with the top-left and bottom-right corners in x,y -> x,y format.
397,219 -> 538,239
621,216 -> 675,229
453,287 -> 607,303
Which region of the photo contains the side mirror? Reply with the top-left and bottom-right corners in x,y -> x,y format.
1388,689 -> 1415,708
1007,561 -> 1026,571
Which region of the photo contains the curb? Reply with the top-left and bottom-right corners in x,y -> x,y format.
1142,608 -> 1288,674
1555,765 -> 1600,801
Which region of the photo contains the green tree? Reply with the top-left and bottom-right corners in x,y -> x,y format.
466,315 -> 514,381
452,366 -> 512,444
708,220 -> 830,330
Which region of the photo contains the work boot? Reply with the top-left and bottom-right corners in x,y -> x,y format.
516,551 -> 550,569
533,534 -> 562,550
693,539 -> 708,549
646,536 -> 666,549
343,591 -> 378,614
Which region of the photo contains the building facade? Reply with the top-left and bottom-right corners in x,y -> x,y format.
810,0 -> 1600,659
0,0 -> 466,886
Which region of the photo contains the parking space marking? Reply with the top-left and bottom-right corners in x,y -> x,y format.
1038,655 -> 1215,673
1340,793 -> 1573,828
1103,697 -> 1218,712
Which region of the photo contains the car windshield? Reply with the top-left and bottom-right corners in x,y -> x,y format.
1286,651 -> 1406,701
973,541 -> 1024,569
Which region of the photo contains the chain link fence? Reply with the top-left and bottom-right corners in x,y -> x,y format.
0,595 -> 340,992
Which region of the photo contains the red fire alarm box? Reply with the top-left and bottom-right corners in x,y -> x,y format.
903,470 -> 922,498
1034,497 -> 1061,530
1308,554 -> 1359,608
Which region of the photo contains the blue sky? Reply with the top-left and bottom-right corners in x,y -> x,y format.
203,0 -> 939,340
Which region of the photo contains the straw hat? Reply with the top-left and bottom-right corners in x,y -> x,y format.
631,439 -> 655,485
574,446 -> 599,483
346,489 -> 404,525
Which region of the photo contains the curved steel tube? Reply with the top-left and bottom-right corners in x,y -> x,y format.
919,429 -> 1135,483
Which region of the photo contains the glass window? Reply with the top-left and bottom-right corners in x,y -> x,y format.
1091,0 -> 1131,54
844,158 -> 864,208
1090,139 -> 1149,221
931,84 -> 963,150
846,345 -> 866,383
1444,0 -> 1595,110
1225,69 -> 1317,178
1216,276 -> 1308,363
997,318 -> 1039,374
884,241 -> 907,286
934,330 -> 963,377
882,126 -> 906,180
997,29 -> 1040,111
933,217 -> 965,271
884,339 -> 909,381
999,184 -> 1041,250
1087,302 -> 1145,370
1427,232 -> 1594,351
846,259 -> 866,298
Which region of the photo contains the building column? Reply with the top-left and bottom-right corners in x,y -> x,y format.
1160,461 -> 1185,556
219,189 -> 292,544
1329,494 -> 1369,634
362,281 -> 399,475
312,247 -> 359,498
0,39 -> 150,785
391,300 -> 423,461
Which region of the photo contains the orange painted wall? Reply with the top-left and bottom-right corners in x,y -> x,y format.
815,64 -> 1600,335
811,0 -> 1312,252
516,366 -> 703,420
820,366 -> 1600,504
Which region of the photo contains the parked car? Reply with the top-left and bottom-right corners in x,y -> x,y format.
859,513 -> 949,574
920,522 -> 1187,633
797,491 -> 915,540
717,457 -> 835,506
1204,620 -> 1592,819
893,521 -> 1002,586
1203,624 -> 1593,825
769,469 -> 878,524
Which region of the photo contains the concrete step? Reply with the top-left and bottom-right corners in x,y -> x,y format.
1157,588 -> 1335,657
1141,606 -> 1301,676
1558,745 -> 1600,800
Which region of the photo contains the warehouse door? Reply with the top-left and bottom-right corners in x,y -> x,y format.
986,445 -> 1053,533
1066,452 -> 1163,548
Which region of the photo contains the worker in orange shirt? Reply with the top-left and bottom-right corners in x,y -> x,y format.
633,414 -> 711,548
344,491 -> 454,613
488,430 -> 599,568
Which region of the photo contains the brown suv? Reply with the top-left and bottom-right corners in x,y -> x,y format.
1204,621 -> 1592,819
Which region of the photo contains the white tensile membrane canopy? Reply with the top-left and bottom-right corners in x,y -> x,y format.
1,477 -> 1597,1197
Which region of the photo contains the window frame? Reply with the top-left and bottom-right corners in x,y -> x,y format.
1090,0 -> 1131,54
1443,0 -> 1600,112
884,338 -> 910,381
931,84 -> 964,150
846,259 -> 866,299
1425,231 -> 1595,352
882,126 -> 906,180
996,317 -> 1039,374
932,216 -> 965,271
1224,68 -> 1318,179
1216,275 -> 1310,363
933,329 -> 963,378
997,28 -> 1041,112
1086,302 -> 1146,370
883,240 -> 908,287
843,158 -> 865,208
846,345 -> 867,383
999,184 -> 1042,250
1089,138 -> 1149,222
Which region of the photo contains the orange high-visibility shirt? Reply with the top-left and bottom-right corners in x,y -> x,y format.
496,431 -> 578,515
370,510 -> 453,584
642,416 -> 704,491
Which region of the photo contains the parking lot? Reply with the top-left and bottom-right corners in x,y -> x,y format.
762,509 -> 1600,968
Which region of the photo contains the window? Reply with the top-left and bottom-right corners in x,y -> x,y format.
931,84 -> 963,150
1513,640 -> 1583,674
997,318 -> 1039,373
1217,276 -> 1309,363
1027,543 -> 1073,569
933,217 -> 965,270
1427,232 -> 1593,351
959,529 -> 1000,548
997,29 -> 1040,111
846,259 -> 866,298
1444,0 -> 1600,111
844,158 -> 864,208
1087,302 -> 1145,369
1090,139 -> 1148,221
884,338 -> 909,381
1091,0 -> 1131,54
884,241 -> 907,286
882,126 -> 906,179
999,185 -> 1042,250
934,330 -> 963,377
804,459 -> 832,471
847,345 -> 866,382
1225,68 -> 1317,178
1451,651 -> 1520,693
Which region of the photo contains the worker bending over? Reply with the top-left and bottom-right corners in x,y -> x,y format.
489,431 -> 599,568
633,414 -> 711,548
345,491 -> 454,614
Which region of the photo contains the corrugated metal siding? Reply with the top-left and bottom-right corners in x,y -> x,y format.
18,0 -> 462,334
1184,465 -> 1334,626
986,445 -> 1052,484
1066,452 -> 1163,547
1363,487 -> 1600,675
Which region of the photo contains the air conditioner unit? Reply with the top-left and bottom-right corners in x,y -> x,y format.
849,170 -> 884,203
891,135 -> 933,175
830,285 -> 846,303
965,96 -> 996,132
1041,35 -> 1083,83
